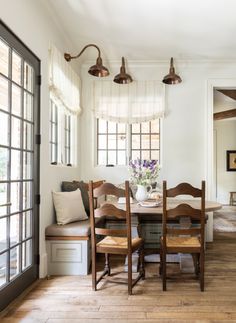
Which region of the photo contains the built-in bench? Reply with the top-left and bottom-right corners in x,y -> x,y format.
46,217 -> 104,275
46,180 -> 105,276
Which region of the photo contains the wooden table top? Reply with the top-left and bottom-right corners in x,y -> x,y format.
113,198 -> 222,214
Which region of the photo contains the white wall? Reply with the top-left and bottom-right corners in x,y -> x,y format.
0,0 -> 81,277
214,119 -> 236,204
80,61 -> 236,188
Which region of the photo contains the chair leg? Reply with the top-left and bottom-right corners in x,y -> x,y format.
200,251 -> 205,292
159,248 -> 163,276
162,249 -> 167,291
191,253 -> 199,276
105,253 -> 111,276
128,252 -> 132,295
139,245 -> 145,280
92,249 -> 97,291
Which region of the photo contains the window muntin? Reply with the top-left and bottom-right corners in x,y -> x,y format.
96,118 -> 161,166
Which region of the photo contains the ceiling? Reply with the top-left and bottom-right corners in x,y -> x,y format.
45,0 -> 236,61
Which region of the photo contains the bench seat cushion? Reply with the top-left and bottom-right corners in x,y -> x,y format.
45,217 -> 104,237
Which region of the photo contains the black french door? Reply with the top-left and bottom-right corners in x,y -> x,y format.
0,21 -> 40,310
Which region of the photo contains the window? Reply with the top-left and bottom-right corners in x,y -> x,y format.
97,118 -> 161,166
49,45 -> 81,167
64,115 -> 71,166
50,100 -> 58,164
49,99 -> 74,166
131,119 -> 160,161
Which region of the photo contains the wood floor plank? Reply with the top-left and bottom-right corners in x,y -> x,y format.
1,232 -> 236,322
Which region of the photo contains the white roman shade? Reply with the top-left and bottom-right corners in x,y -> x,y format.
49,45 -> 81,115
93,80 -> 165,124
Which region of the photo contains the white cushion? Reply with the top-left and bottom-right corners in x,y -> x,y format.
52,189 -> 88,225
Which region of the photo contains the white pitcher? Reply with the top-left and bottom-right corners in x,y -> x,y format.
135,185 -> 152,202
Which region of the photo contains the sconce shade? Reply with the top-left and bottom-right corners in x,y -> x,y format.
162,57 -> 182,85
88,56 -> 109,77
114,57 -> 133,84
64,44 -> 109,78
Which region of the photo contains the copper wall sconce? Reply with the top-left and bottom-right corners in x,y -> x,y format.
114,57 -> 133,84
162,57 -> 182,85
64,44 -> 109,77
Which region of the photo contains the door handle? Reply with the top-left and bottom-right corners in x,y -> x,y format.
0,202 -> 11,207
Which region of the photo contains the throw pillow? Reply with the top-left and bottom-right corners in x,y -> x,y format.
61,181 -> 90,215
52,189 -> 88,225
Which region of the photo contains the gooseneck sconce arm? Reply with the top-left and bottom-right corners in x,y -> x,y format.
64,44 -> 109,77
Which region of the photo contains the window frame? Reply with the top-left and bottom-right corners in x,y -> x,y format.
49,99 -> 75,167
96,118 -> 161,167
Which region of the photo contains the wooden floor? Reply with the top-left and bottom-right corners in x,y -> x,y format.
1,232 -> 236,323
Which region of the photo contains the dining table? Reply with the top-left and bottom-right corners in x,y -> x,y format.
109,198 -> 222,272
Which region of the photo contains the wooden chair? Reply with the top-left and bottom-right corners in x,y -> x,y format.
88,181 -> 145,295
160,181 -> 206,291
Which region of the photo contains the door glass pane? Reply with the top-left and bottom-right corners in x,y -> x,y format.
11,150 -> 21,180
24,92 -> 33,121
22,211 -> 32,239
24,62 -> 33,93
10,246 -> 20,280
12,84 -> 22,117
0,111 -> 9,146
11,117 -> 21,148
0,217 -> 7,252
0,184 -> 8,216
0,39 -> 9,76
12,51 -> 22,85
23,181 -> 32,210
23,152 -> 32,179
0,148 -> 9,181
10,214 -> 20,246
11,182 -> 20,213
23,122 -> 33,150
22,239 -> 32,270
0,252 -> 7,287
0,76 -> 9,111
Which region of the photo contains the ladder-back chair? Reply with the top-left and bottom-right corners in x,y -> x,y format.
88,181 -> 145,295
160,181 -> 205,291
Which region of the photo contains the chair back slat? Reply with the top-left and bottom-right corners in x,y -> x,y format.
94,203 -> 126,219
167,183 -> 202,198
93,182 -> 125,198
167,227 -> 201,235
89,180 -> 132,254
167,203 -> 201,220
95,228 -> 127,237
162,180 -> 205,248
